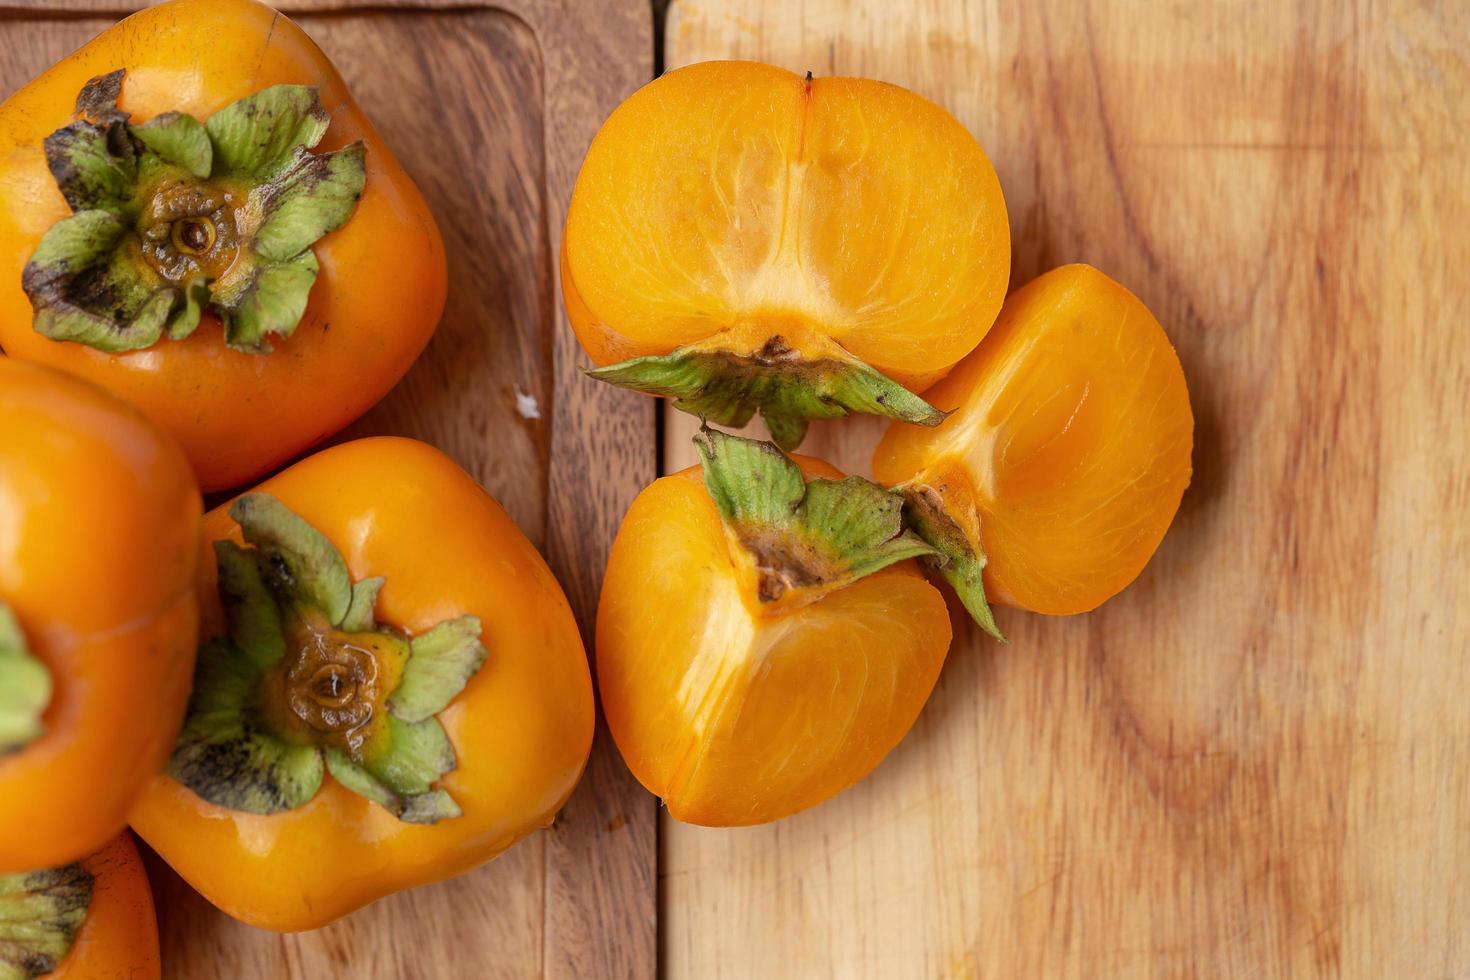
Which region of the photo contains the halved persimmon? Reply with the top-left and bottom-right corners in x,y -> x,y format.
873,264 -> 1193,619
597,429 -> 951,826
563,60 -> 1010,449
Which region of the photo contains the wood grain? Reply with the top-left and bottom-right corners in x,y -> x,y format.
662,1 -> 1470,977
0,1 -> 655,977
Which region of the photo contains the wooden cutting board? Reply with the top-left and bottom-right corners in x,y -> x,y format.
0,1 -> 656,977
662,1 -> 1470,977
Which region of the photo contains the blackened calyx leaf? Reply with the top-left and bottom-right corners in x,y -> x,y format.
75,69 -> 126,124
0,861 -> 94,978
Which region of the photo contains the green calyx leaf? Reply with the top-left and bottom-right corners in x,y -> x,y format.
204,84 -> 329,179
0,602 -> 51,756
589,335 -> 946,451
340,577 -> 385,633
22,210 -> 180,354
254,143 -> 367,262
695,427 -> 937,603
210,250 -> 319,353
23,70 -> 365,356
897,484 -> 1005,642
390,616 -> 488,724
0,862 -> 94,980
133,111 -> 212,179
168,494 -> 487,823
230,494 -> 352,625
328,714 -> 464,825
166,637 -> 328,814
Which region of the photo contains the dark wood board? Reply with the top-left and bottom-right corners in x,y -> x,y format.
0,1 -> 656,976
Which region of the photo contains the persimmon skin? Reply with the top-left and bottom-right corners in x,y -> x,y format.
0,360 -> 200,873
563,60 -> 1009,391
597,458 -> 952,827
0,0 -> 447,492
874,264 -> 1194,615
50,833 -> 161,980
130,438 -> 595,931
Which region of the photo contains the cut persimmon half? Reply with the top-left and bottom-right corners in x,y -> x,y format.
874,264 -> 1194,620
597,429 -> 952,826
563,60 -> 1010,449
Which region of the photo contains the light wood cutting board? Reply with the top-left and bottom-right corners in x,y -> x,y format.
662,1 -> 1470,977
0,1 -> 656,977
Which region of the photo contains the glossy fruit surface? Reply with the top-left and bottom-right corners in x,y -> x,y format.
597,449 -> 951,826
0,360 -> 200,872
874,264 -> 1194,615
563,60 -> 1009,442
0,0 -> 446,491
48,834 -> 161,980
131,438 -> 594,931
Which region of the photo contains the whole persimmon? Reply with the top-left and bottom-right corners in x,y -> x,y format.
0,0 -> 446,491
0,833 -> 161,980
597,429 -> 952,826
563,60 -> 1010,449
131,438 -> 594,930
874,264 -> 1194,622
0,359 -> 200,873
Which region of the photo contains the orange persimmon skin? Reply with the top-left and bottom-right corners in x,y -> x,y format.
563,60 -> 1009,391
50,833 -> 161,980
130,438 -> 595,931
0,0 -> 447,492
0,360 -> 200,873
597,457 -> 952,827
874,264 -> 1194,615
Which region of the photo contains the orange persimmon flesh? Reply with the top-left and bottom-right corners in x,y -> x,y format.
874,264 -> 1193,615
597,457 -> 951,826
563,60 -> 1010,391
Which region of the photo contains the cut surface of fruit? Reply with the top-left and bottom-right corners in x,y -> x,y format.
874,264 -> 1194,615
597,453 -> 951,826
564,60 -> 1009,441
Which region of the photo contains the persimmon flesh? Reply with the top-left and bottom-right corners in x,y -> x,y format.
564,60 -> 1010,448
874,264 -> 1194,616
597,431 -> 952,826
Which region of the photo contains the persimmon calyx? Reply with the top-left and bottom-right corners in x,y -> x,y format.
22,69 -> 366,355
0,862 -> 93,979
0,601 -> 51,756
590,334 -> 946,451
167,494 -> 488,824
696,427 -> 936,605
895,484 -> 1005,642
